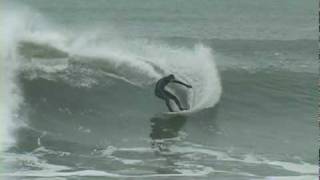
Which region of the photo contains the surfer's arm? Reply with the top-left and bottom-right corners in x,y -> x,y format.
172,80 -> 192,88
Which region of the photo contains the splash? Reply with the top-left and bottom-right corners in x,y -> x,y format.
66,39 -> 222,111
0,8 -> 25,149
0,5 -> 51,149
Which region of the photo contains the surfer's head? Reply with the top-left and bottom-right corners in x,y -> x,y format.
168,74 -> 175,79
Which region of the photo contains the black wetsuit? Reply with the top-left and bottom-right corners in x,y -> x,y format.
155,75 -> 192,112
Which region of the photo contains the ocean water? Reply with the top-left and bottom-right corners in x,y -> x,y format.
0,0 -> 317,179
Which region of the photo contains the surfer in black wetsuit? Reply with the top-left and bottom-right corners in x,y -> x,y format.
155,74 -> 192,112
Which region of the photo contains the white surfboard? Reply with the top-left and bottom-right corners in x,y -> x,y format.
162,109 -> 196,116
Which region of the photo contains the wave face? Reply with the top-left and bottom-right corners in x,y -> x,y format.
1,7 -> 223,148
1,2 -> 317,180
1,6 -> 222,145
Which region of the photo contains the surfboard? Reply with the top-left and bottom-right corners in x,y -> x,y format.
162,109 -> 195,116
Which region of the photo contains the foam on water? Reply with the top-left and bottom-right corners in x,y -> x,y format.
263,175 -> 317,180
3,144 -> 314,179
90,144 -> 317,178
170,145 -> 317,175
97,143 -> 316,176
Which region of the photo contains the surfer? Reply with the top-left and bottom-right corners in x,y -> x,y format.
155,74 -> 192,112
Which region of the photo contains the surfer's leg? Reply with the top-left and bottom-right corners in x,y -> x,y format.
165,98 -> 174,112
155,89 -> 174,112
165,91 -> 184,111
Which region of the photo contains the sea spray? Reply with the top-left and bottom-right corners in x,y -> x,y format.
0,6 -> 66,151
68,39 -> 222,110
0,8 -> 28,150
